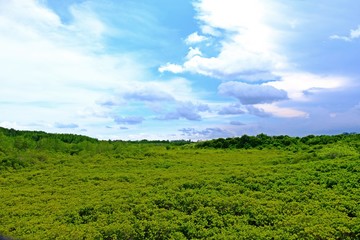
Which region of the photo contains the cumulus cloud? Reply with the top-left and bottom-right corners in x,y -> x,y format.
185,32 -> 208,45
114,116 -> 144,125
219,81 -> 288,105
159,0 -> 288,81
330,25 -> 360,42
156,102 -> 209,121
158,63 -> 184,73
123,78 -> 196,103
200,25 -> 221,37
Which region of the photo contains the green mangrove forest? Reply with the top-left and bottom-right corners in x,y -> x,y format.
0,127 -> 360,239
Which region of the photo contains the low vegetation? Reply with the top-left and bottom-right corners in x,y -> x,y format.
0,127 -> 359,239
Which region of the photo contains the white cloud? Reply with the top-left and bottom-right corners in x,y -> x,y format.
0,0 -> 62,28
69,3 -> 106,40
160,0 -> 352,110
330,35 -> 351,42
200,25 -> 221,37
158,63 -> 184,73
330,25 -> 360,42
267,72 -> 347,101
351,26 -> 360,39
129,78 -> 196,102
194,0 -> 267,31
160,0 -> 288,81
253,104 -> 309,118
179,46 -> 285,80
185,32 -> 208,45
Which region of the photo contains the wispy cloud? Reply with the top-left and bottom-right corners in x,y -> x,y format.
252,104 -> 309,118
0,1 -> 203,138
330,25 -> 360,41
0,1 -> 141,118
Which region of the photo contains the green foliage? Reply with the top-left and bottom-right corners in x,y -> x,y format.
195,133 -> 360,151
0,128 -> 360,239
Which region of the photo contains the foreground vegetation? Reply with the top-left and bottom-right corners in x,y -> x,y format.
0,127 -> 360,239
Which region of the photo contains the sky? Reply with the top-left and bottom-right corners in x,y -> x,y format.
0,0 -> 360,140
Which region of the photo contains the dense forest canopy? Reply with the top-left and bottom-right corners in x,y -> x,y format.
1,126 -> 359,145
1,126 -> 359,153
1,127 -> 360,239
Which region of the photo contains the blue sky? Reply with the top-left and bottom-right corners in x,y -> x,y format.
0,0 -> 359,140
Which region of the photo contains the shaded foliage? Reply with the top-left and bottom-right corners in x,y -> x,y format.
196,133 -> 360,150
